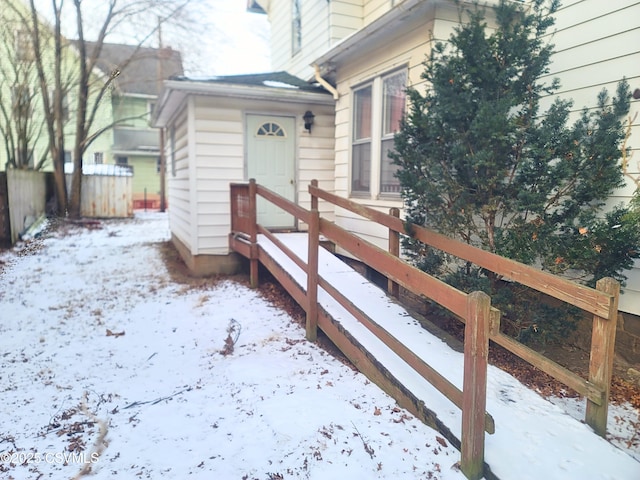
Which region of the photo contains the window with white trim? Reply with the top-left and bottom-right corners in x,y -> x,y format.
351,85 -> 372,193
351,69 -> 407,197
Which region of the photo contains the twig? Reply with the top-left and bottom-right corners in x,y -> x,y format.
351,422 -> 375,459
220,319 -> 241,356
123,386 -> 191,409
71,392 -> 108,479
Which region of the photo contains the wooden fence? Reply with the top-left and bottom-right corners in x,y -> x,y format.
6,169 -> 47,244
0,173 -> 10,246
65,171 -> 133,218
229,179 -> 619,480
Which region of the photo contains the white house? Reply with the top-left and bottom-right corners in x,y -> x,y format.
153,0 -> 639,354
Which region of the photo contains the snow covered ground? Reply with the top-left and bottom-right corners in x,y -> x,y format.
0,212 -> 638,479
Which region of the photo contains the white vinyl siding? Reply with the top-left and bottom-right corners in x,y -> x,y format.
167,106 -> 190,252
192,97 -> 244,255
541,0 -> 640,315
329,1 -> 364,44
363,0 -> 390,25
267,0 -> 332,80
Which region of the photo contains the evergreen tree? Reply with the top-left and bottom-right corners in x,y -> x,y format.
391,0 -> 640,343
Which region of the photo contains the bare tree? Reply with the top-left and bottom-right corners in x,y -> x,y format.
8,0 -> 202,217
0,11 -> 49,170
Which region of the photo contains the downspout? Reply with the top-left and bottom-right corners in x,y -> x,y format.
314,64 -> 339,100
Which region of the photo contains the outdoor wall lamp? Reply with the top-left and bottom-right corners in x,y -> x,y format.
303,110 -> 315,133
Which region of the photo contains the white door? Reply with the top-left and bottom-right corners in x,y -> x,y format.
247,114 -> 296,229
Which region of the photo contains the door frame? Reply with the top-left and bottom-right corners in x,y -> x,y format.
244,112 -> 298,229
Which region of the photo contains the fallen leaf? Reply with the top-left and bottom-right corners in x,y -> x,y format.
106,329 -> 125,337
435,436 -> 448,448
373,407 -> 382,416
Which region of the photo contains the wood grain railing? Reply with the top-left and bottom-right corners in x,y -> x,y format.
229,179 -> 620,480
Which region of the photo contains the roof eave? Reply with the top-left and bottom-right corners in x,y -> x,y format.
314,0 -> 433,72
153,80 -> 333,127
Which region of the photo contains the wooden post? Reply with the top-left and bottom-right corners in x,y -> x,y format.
388,207 -> 400,298
585,277 -> 620,437
311,179 -> 318,211
306,209 -> 320,341
248,179 -> 259,288
461,291 -> 490,480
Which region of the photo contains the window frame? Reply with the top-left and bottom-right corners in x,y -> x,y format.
351,83 -> 373,195
349,67 -> 407,199
379,69 -> 407,196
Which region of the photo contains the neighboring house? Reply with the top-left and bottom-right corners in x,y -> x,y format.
87,42 -> 184,209
154,0 -> 639,321
0,0 -> 114,174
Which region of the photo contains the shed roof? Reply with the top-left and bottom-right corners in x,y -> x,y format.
153,71 -> 332,127
169,71 -> 327,94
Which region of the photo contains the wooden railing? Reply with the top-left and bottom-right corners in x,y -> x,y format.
229,179 -> 620,480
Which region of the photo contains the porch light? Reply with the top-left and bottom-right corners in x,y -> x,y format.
303,110 -> 315,133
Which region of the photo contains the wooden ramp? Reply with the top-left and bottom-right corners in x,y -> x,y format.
252,232 -> 639,480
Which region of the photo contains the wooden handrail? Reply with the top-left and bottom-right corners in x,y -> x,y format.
308,183 -> 616,406
309,184 -> 614,320
256,184 -> 310,224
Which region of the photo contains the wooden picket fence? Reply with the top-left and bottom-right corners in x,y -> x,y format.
229,179 -> 620,480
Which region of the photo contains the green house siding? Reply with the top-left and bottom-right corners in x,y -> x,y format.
131,155 -> 159,194
128,155 -> 163,208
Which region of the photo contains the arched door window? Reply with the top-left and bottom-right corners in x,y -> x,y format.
256,122 -> 286,137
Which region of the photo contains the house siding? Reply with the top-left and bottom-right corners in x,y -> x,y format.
332,9 -> 441,252
363,0 -> 391,25
542,0 -> 640,314
266,0 -> 332,80
167,105 -> 190,253
329,0 -> 363,44
192,98 -> 244,255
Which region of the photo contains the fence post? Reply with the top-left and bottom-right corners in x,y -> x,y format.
248,179 -> 259,288
306,208 -> 320,341
585,277 -> 620,437
388,207 -> 400,298
311,179 -> 318,211
461,291 -> 490,480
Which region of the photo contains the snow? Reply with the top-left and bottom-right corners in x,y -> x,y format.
263,80 -> 300,89
0,212 -> 638,479
63,163 -> 133,176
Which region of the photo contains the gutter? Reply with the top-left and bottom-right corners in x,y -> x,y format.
313,64 -> 339,100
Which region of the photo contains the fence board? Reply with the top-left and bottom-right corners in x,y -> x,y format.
0,173 -> 10,246
68,174 -> 133,218
7,169 -> 47,243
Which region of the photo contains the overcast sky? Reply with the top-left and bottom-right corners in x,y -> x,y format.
178,1 -> 272,76
32,0 -> 272,77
